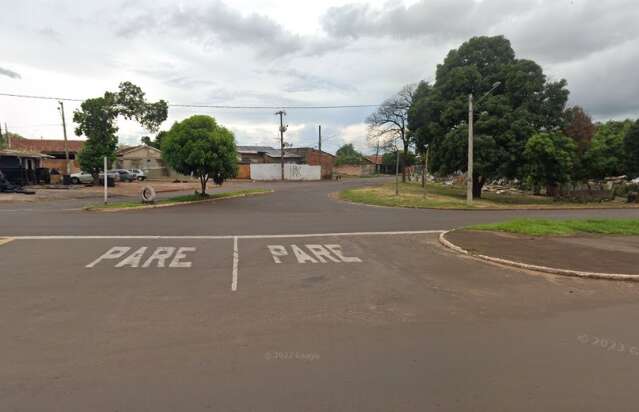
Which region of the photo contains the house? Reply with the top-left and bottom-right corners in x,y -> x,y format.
335,156 -> 377,177
365,155 -> 391,174
0,148 -> 52,185
9,137 -> 84,173
115,145 -> 191,180
236,146 -> 304,179
285,147 -> 335,179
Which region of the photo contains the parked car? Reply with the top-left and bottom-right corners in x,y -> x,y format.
113,169 -> 135,182
129,169 -> 146,181
632,177 -> 639,184
70,171 -> 119,184
70,171 -> 94,185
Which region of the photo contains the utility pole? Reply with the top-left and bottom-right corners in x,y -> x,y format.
375,138 -> 380,174
395,141 -> 400,196
467,94 -> 474,205
58,101 -> 70,175
318,125 -> 322,154
275,110 -> 287,180
4,122 -> 10,149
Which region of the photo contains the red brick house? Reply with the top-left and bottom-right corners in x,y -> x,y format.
9,137 -> 84,173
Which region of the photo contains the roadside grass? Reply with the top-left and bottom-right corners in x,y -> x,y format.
85,188 -> 271,211
339,182 -> 636,210
468,218 -> 639,236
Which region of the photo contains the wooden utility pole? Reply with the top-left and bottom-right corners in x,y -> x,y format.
318,125 -> 322,154
4,122 -> 10,148
58,101 -> 70,175
275,110 -> 287,180
467,94 -> 474,206
375,138 -> 380,174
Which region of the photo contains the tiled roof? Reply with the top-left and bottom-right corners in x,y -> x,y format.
365,155 -> 383,165
237,145 -> 302,158
10,138 -> 84,153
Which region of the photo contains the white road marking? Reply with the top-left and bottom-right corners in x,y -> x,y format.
231,237 -> 239,291
0,237 -> 15,246
86,246 -> 131,268
8,230 -> 445,241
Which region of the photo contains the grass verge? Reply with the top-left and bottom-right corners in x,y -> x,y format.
339,182 -> 637,210
468,218 -> 639,236
85,188 -> 272,211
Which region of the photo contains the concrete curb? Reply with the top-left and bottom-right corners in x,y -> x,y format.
438,230 -> 639,281
85,190 -> 273,213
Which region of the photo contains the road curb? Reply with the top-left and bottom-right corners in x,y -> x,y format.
438,230 -> 639,281
85,190 -> 273,212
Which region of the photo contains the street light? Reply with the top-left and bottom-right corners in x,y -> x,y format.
467,81 -> 501,205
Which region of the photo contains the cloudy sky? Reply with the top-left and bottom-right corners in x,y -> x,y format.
1,0 -> 638,154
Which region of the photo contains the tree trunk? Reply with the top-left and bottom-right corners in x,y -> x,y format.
546,183 -> 559,198
400,135 -> 409,183
199,175 -> 208,196
472,176 -> 485,199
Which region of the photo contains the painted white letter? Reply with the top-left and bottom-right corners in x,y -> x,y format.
325,244 -> 362,263
142,247 -> 176,268
291,244 -> 318,264
115,247 -> 148,268
268,245 -> 288,264
306,244 -> 341,263
86,246 -> 131,268
169,247 -> 196,268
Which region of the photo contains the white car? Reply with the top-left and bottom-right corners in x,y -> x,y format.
70,171 -> 119,184
129,169 -> 146,181
632,177 -> 639,184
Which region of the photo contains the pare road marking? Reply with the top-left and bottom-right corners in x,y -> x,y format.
86,246 -> 197,268
268,244 -> 362,264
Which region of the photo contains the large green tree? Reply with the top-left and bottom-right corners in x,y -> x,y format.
623,120 -> 639,179
161,115 -> 238,196
411,35 -> 569,197
74,82 -> 168,181
335,143 -> 365,166
583,120 -> 633,180
524,132 -> 577,196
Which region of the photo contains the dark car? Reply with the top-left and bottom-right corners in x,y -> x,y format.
114,169 -> 135,182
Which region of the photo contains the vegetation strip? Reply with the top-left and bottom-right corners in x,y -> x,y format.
439,231 -> 639,281
339,183 -> 639,210
85,189 -> 272,212
468,218 -> 639,236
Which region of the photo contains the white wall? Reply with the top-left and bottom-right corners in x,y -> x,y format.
250,164 -> 321,181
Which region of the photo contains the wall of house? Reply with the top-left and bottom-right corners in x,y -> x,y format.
335,164 -> 376,176
250,164 -> 321,181
43,159 -> 80,173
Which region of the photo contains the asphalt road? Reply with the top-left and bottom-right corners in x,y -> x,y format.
2,178 -> 639,411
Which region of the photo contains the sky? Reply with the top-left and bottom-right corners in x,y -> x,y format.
1,0 -> 638,154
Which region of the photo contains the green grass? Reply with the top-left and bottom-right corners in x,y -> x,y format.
339,182 -> 636,210
86,188 -> 271,211
469,218 -> 639,236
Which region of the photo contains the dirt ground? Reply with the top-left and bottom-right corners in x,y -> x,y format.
0,180 -> 204,203
446,229 -> 639,275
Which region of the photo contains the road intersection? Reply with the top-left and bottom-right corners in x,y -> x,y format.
2,178 -> 639,411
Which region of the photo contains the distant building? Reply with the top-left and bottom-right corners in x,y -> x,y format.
115,145 -> 191,179
0,148 -> 52,185
285,147 -> 335,180
9,137 -> 84,173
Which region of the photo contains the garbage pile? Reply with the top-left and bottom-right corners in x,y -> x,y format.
0,170 -> 35,194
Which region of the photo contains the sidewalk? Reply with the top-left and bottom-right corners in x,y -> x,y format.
445,230 -> 639,275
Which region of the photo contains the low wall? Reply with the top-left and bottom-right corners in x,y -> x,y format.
335,164 -> 376,176
250,163 -> 321,181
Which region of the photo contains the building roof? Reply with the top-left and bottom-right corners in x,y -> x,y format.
365,155 -> 383,165
0,148 -> 54,158
237,145 -> 302,159
9,137 -> 84,153
286,147 -> 336,158
116,144 -> 162,156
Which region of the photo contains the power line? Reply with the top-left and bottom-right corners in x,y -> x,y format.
0,92 -> 380,110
